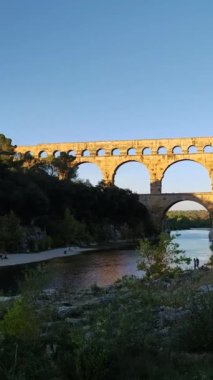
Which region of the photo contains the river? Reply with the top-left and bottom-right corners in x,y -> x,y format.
0,229 -> 212,294
48,229 -> 212,290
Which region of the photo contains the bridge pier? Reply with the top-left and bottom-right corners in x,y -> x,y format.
150,180 -> 162,194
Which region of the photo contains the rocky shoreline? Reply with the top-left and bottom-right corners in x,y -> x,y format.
1,267 -> 212,336
0,266 -> 212,379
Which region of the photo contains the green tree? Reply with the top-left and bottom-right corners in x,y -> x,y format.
51,208 -> 90,246
25,151 -> 78,180
0,133 -> 16,163
2,298 -> 40,341
137,233 -> 191,279
0,211 -> 24,252
207,243 -> 213,266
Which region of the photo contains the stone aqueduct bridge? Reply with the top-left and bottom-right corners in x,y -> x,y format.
16,136 -> 213,231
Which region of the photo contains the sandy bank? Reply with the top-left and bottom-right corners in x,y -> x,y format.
0,247 -> 94,268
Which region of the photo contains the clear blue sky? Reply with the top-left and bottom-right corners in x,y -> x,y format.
0,1 -> 212,209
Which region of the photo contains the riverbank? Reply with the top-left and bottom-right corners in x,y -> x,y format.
0,241 -> 137,269
0,247 -> 93,268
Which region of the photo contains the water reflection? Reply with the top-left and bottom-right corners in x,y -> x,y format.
0,229 -> 212,294
48,229 -> 212,290
49,250 -> 142,290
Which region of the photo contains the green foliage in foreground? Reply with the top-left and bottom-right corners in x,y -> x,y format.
138,233 -> 191,279
0,268 -> 212,379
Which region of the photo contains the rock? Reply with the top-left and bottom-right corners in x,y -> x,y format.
77,298 -> 101,308
158,326 -> 170,336
99,294 -> 115,303
158,306 -> 190,327
197,284 -> 213,292
0,295 -> 19,302
41,289 -> 57,299
57,305 -> 81,318
65,317 -> 87,325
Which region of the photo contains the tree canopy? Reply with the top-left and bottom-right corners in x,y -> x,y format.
0,134 -> 152,251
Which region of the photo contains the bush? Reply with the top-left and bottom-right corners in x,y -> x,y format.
138,233 -> 191,279
172,292 -> 213,352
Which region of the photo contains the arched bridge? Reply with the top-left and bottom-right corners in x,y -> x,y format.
139,192 -> 213,232
16,136 -> 213,231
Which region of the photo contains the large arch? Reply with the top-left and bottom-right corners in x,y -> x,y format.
139,192 -> 213,233
163,200 -> 211,231
113,160 -> 150,193
74,162 -> 103,186
169,200 -> 206,211
163,198 -> 210,216
160,195 -> 213,231
162,159 -> 211,193
163,200 -> 212,266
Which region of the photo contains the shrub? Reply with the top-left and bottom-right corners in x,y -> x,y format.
138,233 -> 191,279
172,292 -> 213,352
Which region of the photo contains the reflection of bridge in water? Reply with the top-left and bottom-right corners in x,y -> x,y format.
16,136 -> 213,231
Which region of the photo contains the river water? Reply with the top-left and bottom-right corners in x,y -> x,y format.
0,229 -> 212,293
48,229 -> 212,290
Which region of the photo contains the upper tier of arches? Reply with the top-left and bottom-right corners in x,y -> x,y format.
21,143 -> 213,159
16,137 -> 213,194
17,137 -> 213,160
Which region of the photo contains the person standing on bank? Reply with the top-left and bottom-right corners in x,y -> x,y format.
196,257 -> 199,268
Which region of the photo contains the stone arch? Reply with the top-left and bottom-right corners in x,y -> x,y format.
127,148 -> 136,155
203,145 -> 213,153
74,161 -> 103,186
113,159 -> 150,193
96,148 -> 105,156
163,198 -> 209,216
53,150 -> 61,158
157,146 -> 167,155
172,146 -> 182,154
152,197 -> 210,230
39,151 -> 48,158
68,149 -> 76,157
162,159 -> 211,193
82,149 -> 90,157
162,198 -> 212,232
24,151 -> 34,159
188,145 -> 197,154
111,148 -> 120,156
142,147 -> 152,155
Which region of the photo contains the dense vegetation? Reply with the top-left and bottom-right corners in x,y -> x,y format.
0,266 -> 212,379
0,134 -> 152,252
166,210 -> 211,230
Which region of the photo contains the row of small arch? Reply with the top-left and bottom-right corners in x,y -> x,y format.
17,144 -> 213,159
